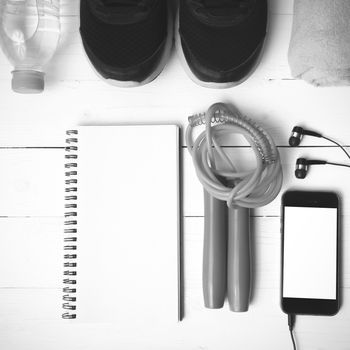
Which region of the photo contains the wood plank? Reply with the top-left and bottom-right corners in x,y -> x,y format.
0,215 -> 347,291
0,214 -> 348,349
0,287 -> 348,349
0,146 -> 349,217
0,149 -> 63,216
0,304 -> 348,350
184,216 -> 350,295
0,218 -> 62,288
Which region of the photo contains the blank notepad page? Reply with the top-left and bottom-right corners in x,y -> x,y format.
76,125 -> 179,326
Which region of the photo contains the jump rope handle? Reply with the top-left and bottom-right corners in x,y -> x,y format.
227,207 -> 251,312
203,192 -> 251,311
203,191 -> 227,308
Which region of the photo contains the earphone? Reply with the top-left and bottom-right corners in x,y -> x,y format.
294,157 -> 350,179
289,126 -> 350,179
289,126 -> 322,147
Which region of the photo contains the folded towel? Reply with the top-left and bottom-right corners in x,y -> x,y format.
288,0 -> 350,86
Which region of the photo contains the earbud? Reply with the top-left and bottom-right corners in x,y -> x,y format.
295,158 -> 307,179
289,126 -> 322,147
291,128 -> 350,178
295,158 -> 327,179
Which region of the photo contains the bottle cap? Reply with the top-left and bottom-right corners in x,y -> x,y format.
11,70 -> 45,94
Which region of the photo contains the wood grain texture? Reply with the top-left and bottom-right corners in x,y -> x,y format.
0,147 -> 347,218
0,0 -> 349,349
0,217 -> 349,349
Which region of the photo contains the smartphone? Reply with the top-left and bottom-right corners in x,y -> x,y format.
281,190 -> 340,316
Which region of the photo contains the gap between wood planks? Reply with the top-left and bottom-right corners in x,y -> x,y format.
0,146 -> 349,150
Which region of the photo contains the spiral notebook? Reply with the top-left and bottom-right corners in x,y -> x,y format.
62,125 -> 181,324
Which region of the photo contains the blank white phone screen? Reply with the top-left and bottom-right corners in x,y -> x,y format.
283,206 -> 337,300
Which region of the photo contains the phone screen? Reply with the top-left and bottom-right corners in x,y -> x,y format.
283,206 -> 337,300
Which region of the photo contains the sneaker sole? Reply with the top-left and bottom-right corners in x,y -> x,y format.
175,9 -> 268,89
82,1 -> 174,88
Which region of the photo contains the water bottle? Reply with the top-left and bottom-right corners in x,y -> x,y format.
0,0 -> 60,93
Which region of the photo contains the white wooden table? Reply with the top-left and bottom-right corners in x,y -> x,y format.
1,1 -> 350,349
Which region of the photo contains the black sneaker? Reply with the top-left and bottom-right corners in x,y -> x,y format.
176,0 -> 268,88
80,0 -> 173,87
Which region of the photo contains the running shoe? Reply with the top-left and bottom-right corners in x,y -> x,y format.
176,0 -> 268,88
80,0 -> 173,87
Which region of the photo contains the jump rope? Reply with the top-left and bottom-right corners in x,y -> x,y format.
186,102 -> 283,311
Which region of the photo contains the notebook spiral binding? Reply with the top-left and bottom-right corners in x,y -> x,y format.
62,130 -> 78,319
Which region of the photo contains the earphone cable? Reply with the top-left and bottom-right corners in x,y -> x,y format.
326,161 -> 350,168
288,314 -> 297,350
322,136 -> 350,162
290,330 -> 297,350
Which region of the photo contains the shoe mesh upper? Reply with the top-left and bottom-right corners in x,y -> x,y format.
179,0 -> 267,72
80,0 -> 167,68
